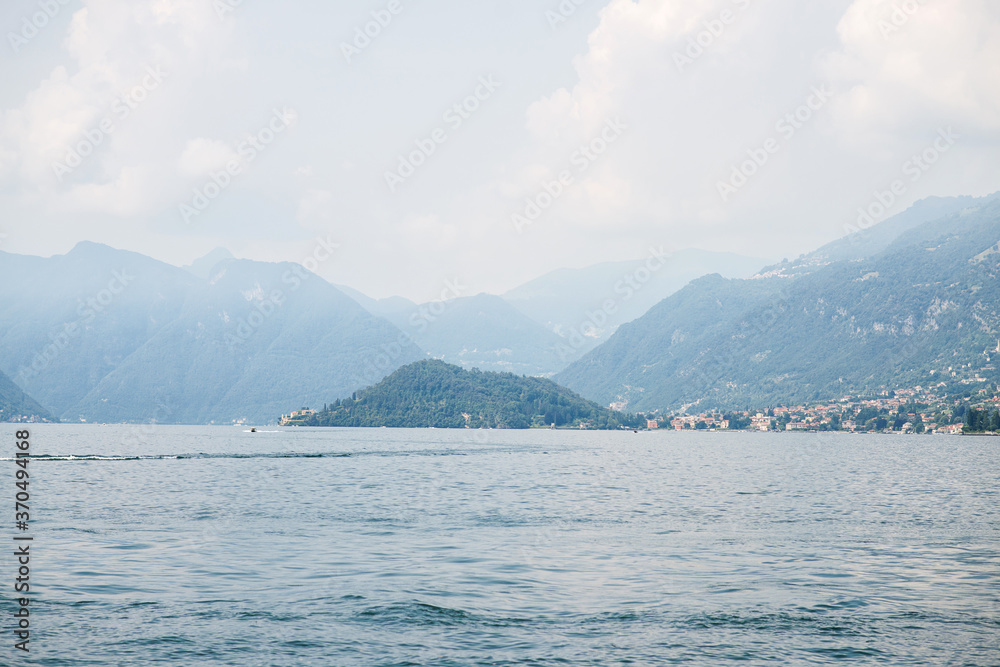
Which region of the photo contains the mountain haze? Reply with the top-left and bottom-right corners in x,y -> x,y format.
0,242 -> 199,417
70,258 -> 424,423
0,244 -> 423,423
378,293 -> 569,376
557,196 -> 1000,412
183,247 -> 235,280
3,194 -> 997,423
0,368 -> 54,422
503,248 -> 769,354
754,193 -> 1000,279
338,249 -> 770,376
334,284 -> 417,319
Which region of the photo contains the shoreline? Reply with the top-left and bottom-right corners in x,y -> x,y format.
4,422 -> 981,435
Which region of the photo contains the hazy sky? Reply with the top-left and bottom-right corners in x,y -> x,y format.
1,0 -> 998,300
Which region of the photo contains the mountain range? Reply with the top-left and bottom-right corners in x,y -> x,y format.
556,193 -> 1000,412
1,192 -> 997,423
0,243 -> 422,423
340,248 -> 768,376
502,249 -> 767,352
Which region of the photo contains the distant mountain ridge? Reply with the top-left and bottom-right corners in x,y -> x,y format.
0,368 -> 53,423
337,248 -> 769,376
0,243 -> 423,423
377,293 -> 570,376
333,284 -> 417,319
4,193 -> 997,423
752,192 -> 1000,279
556,195 -> 1000,412
0,241 -> 200,417
502,248 -> 769,354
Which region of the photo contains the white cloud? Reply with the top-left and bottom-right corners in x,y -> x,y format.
0,0 -> 241,211
827,0 -> 1000,147
502,0 -> 1000,264
506,0 -> 785,244
526,0 -> 722,143
177,138 -> 239,177
57,164 -> 164,216
0,0 -> 996,301
0,65 -> 107,187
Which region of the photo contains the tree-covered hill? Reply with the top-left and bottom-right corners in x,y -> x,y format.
297,360 -> 640,429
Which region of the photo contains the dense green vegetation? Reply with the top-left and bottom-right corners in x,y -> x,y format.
557,195 -> 1000,412
0,369 -> 54,423
298,360 -> 640,429
964,407 -> 1000,433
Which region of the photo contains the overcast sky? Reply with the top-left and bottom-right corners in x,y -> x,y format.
0,0 -> 997,300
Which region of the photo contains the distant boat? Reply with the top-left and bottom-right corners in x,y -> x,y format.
250,427 -> 256,433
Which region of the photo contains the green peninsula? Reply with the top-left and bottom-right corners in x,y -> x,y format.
290,360 -> 640,429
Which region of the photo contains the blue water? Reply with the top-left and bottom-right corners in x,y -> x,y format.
2,425 -> 998,665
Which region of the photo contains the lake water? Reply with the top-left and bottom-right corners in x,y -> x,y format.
2,425 -> 998,665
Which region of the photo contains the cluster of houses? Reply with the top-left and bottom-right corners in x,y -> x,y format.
638,381 -> 993,434
658,415 -> 729,430
279,408 -> 316,426
1,413 -> 48,423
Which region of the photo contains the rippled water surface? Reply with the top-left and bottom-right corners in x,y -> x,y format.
2,425 -> 998,665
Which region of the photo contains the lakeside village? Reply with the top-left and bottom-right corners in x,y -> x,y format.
626,379 -> 1000,435
276,378 -> 1000,434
